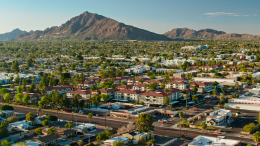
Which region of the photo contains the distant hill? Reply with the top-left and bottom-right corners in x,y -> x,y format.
164,28 -> 260,40
0,28 -> 32,41
16,11 -> 171,41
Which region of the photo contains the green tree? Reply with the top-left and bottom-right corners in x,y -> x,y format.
212,88 -> 217,97
253,131 -> 260,146
6,116 -> 18,123
47,128 -> 55,135
1,140 -> 11,146
77,140 -> 84,146
213,81 -> 219,88
3,93 -> 12,103
23,94 -> 30,104
65,121 -> 74,129
221,87 -> 226,95
89,94 -> 101,107
148,82 -> 158,91
201,121 -> 207,135
27,58 -> 33,67
0,105 -> 13,110
113,139 -> 124,146
87,113 -> 93,123
13,142 -> 28,146
136,113 -> 154,132
192,94 -> 198,102
15,93 -> 23,103
25,112 -> 35,124
192,86 -> 198,94
42,119 -> 49,126
164,96 -> 170,106
35,127 -> 43,135
0,88 -> 9,101
17,86 -> 23,94
101,94 -> 109,103
0,121 -> 9,139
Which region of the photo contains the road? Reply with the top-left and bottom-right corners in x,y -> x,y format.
1,104 -> 255,145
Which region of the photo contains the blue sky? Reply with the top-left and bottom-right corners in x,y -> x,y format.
1,0 -> 259,35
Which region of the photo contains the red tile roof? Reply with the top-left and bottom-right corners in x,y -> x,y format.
67,90 -> 91,95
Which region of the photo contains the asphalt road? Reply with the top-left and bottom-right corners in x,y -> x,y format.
1,104 -> 255,145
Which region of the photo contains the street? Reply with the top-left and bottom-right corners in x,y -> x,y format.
0,103 -> 255,145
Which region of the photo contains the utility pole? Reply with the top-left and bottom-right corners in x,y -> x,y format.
105,115 -> 106,127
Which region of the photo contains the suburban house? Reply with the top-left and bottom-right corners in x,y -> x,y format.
0,110 -> 14,118
115,89 -> 143,102
8,120 -> 32,131
42,127 -> 76,138
122,131 -> 154,141
143,79 -> 164,85
22,93 -> 44,102
66,90 -> 91,99
188,136 -> 241,146
104,136 -> 129,146
37,134 -> 59,146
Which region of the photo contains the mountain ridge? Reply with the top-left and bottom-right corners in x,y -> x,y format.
164,28 -> 260,40
16,11 -> 171,41
0,28 -> 32,41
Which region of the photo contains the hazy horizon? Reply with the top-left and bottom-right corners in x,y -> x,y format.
1,0 -> 260,35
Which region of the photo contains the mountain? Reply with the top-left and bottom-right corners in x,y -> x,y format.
0,28 -> 32,41
164,28 -> 260,40
16,11 -> 171,41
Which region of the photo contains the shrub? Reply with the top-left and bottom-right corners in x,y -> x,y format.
70,138 -> 74,140
243,123 -> 259,132
80,135 -> 83,138
0,105 -> 13,110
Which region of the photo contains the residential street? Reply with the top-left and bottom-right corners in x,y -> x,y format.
1,103 -> 255,145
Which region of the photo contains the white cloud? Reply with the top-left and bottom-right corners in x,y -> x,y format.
205,12 -> 256,17
204,12 -> 237,16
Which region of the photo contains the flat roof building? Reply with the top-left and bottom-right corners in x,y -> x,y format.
188,135 -> 241,146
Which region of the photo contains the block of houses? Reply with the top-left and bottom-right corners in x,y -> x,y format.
22,93 -> 44,102
66,90 -> 91,99
143,79 -> 164,85
115,89 -> 142,102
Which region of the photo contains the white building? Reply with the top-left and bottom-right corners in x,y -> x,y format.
181,44 -> 208,51
188,135 -> 240,146
0,110 -> 14,118
73,123 -> 96,133
194,77 -> 236,86
226,97 -> 260,112
8,120 -> 32,131
206,109 -> 231,126
104,136 -> 129,145
125,65 -> 154,74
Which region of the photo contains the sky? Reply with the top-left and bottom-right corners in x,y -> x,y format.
0,0 -> 260,35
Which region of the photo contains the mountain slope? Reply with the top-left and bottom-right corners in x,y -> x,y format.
0,28 -> 31,41
16,11 -> 171,41
164,28 -> 260,40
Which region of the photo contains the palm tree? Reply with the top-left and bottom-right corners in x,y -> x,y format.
77,140 -> 84,146
253,131 -> 260,146
179,111 -> 183,135
87,113 -> 93,123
